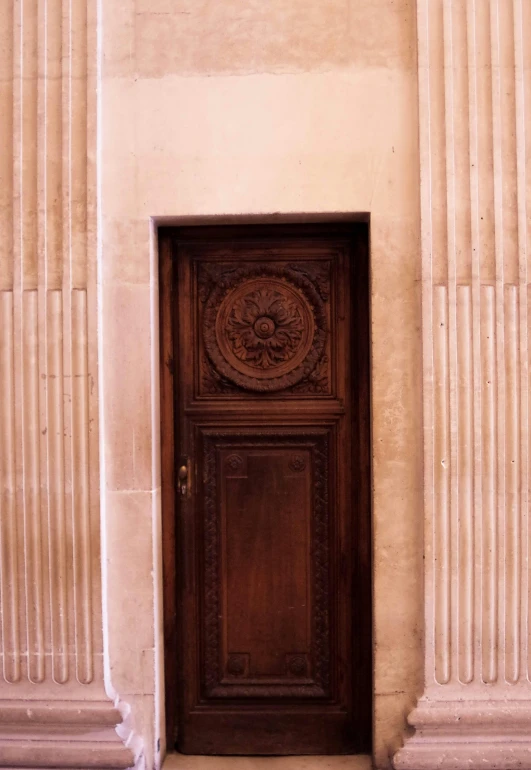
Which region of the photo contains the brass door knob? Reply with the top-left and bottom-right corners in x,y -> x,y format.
178,464 -> 188,496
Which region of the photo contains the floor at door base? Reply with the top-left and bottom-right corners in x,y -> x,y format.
164,754 -> 372,770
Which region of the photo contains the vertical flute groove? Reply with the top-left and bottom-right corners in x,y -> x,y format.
497,0 -> 520,683
512,0 -> 529,686
443,0 -> 459,686
498,1 -> 518,284
20,0 -> 38,289
434,286 -> 451,684
42,0 -> 68,685
0,3 -> 14,290
71,289 -> 93,683
428,0 -> 448,285
46,290 -> 68,684
417,0 -> 437,685
451,0 -> 472,282
69,0 -> 88,289
489,0 -> 507,682
22,290 -> 44,683
504,285 -> 520,683
0,292 -> 20,683
18,0 -> 43,683
66,0 -> 92,681
467,0 -> 483,686
481,285 -> 497,682
44,0 -> 63,289
457,285 -> 474,683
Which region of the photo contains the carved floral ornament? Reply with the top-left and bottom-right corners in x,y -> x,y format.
203,265 -> 328,392
289,455 -> 306,473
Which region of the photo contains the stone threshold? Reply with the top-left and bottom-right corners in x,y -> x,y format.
163,754 -> 373,770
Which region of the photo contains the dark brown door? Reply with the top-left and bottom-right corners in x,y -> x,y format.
160,224 -> 371,756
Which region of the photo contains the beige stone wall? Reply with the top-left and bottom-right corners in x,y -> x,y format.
4,2 -> 531,769
100,1 -> 422,768
397,2 -> 531,768
0,1 -> 132,767
0,1 -> 422,768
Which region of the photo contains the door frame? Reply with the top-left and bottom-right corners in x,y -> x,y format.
158,221 -> 373,753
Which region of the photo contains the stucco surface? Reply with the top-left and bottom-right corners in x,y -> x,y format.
100,2 -> 422,768
2,1 -> 531,768
104,0 -> 415,78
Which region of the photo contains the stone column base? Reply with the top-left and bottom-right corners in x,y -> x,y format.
394,699 -> 531,770
0,700 -> 134,769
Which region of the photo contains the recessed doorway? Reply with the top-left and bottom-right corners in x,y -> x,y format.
159,222 -> 371,756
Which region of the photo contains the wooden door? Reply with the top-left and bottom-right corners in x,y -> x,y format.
160,224 -> 371,755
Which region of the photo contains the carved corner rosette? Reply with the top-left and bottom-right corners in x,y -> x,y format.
286,261 -> 331,302
201,354 -> 239,395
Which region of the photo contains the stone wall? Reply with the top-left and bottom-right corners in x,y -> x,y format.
0,1 -> 133,766
1,1 -> 500,768
100,1 -> 422,767
397,2 -> 531,766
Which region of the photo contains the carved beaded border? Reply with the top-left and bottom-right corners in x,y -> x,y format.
201,430 -> 331,699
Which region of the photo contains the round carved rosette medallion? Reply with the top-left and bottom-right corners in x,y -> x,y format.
203,266 -> 327,392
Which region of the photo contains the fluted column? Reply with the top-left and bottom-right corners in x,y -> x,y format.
0,2 -> 132,767
395,1 -> 531,767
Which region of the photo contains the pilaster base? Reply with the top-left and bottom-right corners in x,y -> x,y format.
394,699 -> 531,770
0,700 -> 135,769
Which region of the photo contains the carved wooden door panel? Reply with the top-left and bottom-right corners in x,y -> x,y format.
161,224 -> 371,755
